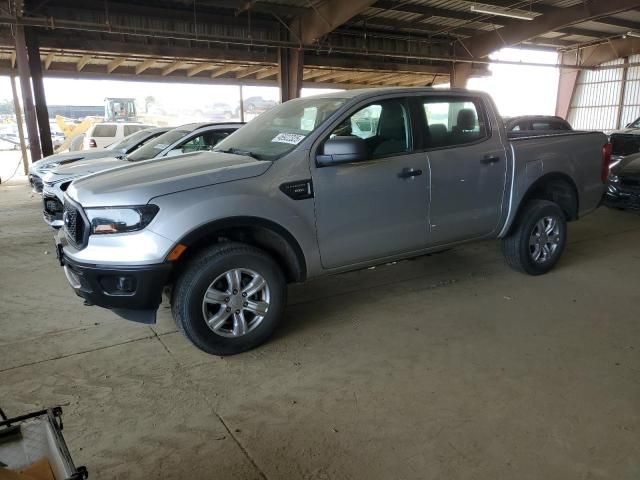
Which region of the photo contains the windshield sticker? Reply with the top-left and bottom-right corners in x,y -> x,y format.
154,143 -> 168,149
271,133 -> 305,145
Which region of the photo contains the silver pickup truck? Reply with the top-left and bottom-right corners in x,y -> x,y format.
55,88 -> 611,355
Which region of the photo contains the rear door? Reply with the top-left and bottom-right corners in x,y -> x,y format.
312,96 -> 430,269
418,94 -> 507,244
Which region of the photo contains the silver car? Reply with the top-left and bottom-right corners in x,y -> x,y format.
42,123 -> 242,227
29,127 -> 170,194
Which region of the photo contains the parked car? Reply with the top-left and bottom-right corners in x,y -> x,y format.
609,116 -> 640,156
197,103 -> 235,121
29,127 -> 170,194
0,131 -> 20,150
54,88 -> 610,355
42,123 -> 242,227
242,96 -> 277,113
605,151 -> 640,210
505,115 -> 572,132
82,122 -> 153,149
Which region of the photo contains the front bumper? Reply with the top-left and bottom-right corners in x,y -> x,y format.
604,184 -> 640,211
28,174 -> 43,194
56,240 -> 172,324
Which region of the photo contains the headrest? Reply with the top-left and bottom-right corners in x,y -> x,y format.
456,108 -> 477,131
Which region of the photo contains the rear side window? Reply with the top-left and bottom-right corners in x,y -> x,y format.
421,97 -> 488,149
92,125 -> 117,137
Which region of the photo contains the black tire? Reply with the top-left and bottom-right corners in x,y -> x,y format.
501,200 -> 567,275
172,242 -> 286,355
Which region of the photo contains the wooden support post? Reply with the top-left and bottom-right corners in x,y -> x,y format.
278,48 -> 303,103
25,28 -> 53,157
9,71 -> 29,176
14,25 -> 41,162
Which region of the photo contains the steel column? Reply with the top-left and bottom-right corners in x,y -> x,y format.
9,70 -> 29,175
616,57 -> 630,129
278,48 -> 304,102
13,25 -> 41,161
555,52 -> 580,119
25,28 -> 53,157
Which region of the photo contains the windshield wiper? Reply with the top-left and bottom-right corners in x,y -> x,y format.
214,147 -> 261,160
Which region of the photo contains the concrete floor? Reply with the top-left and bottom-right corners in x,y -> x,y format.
1,178 -> 639,480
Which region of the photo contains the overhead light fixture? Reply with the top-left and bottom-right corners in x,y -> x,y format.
626,31 -> 640,38
470,4 -> 536,21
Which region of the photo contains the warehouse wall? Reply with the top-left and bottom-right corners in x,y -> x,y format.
568,55 -> 640,132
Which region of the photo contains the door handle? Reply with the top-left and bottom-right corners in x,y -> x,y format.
398,168 -> 423,179
481,155 -> 500,165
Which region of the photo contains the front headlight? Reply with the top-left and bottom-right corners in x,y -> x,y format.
608,173 -> 620,183
85,205 -> 159,234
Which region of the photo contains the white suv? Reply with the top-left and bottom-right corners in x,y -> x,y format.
82,122 -> 153,149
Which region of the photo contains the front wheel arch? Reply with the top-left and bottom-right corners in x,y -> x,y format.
170,217 -> 307,284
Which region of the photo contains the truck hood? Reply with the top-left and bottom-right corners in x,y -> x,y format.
616,152 -> 640,176
66,151 -> 272,207
29,149 -> 122,175
610,128 -> 640,136
43,157 -> 126,184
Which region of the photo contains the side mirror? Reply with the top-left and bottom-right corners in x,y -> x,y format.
165,149 -> 183,157
316,136 -> 367,167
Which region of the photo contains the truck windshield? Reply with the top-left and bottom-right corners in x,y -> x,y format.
127,129 -> 190,162
214,96 -> 348,160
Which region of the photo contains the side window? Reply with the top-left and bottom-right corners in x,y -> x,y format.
92,125 -> 117,137
329,99 -> 410,158
422,98 -> 487,148
176,131 -> 231,154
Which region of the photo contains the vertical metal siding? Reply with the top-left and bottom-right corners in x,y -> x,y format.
568,58 -> 625,131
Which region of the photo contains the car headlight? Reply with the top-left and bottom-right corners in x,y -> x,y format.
85,205 -> 159,234
608,173 -> 620,183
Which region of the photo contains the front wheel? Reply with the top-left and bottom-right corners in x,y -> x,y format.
172,243 -> 287,355
501,200 -> 567,275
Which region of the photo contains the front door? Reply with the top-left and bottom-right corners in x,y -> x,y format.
419,95 -> 508,244
312,97 -> 430,269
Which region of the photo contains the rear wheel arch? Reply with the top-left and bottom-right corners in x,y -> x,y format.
170,217 -> 307,283
510,173 -> 579,233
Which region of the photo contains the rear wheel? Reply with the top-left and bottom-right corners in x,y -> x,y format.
502,200 -> 567,275
172,243 -> 286,355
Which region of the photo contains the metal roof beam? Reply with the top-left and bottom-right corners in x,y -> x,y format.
235,65 -> 267,79
292,0 -> 378,44
76,54 -> 91,71
43,51 -> 54,70
210,64 -> 240,78
106,56 -> 126,73
160,61 -> 186,76
463,0 -> 640,58
135,58 -> 156,75
186,63 -> 217,77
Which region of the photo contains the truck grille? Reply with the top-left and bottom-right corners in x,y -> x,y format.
63,200 -> 87,247
610,134 -> 640,157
